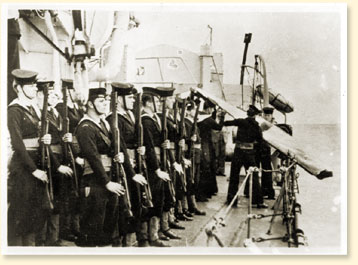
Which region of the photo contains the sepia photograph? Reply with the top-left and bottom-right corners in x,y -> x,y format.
1,3 -> 346,255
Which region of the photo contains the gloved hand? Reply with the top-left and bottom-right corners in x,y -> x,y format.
173,162 -> 184,174
32,169 -> 48,183
155,169 -> 170,182
40,134 -> 52,145
62,133 -> 72,143
133,174 -> 147,186
183,158 -> 191,168
178,139 -> 185,149
75,157 -> 84,167
114,152 -> 124,163
137,146 -> 146,156
105,181 -> 125,196
161,140 -> 171,150
57,165 -> 73,177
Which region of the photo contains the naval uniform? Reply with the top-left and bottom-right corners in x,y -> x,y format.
106,111 -> 143,242
56,102 -> 84,239
7,101 -> 51,246
157,112 -> 180,210
197,116 -> 223,199
35,106 -> 66,246
184,117 -> 202,206
224,117 -> 264,205
141,111 -> 165,218
75,116 -> 135,246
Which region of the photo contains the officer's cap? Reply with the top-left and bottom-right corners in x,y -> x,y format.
37,80 -> 55,91
112,82 -> 137,96
12,69 -> 38,85
88,88 -> 107,102
143,86 -> 175,98
62,79 -> 74,89
203,99 -> 216,109
262,106 -> 274,115
247,104 -> 261,116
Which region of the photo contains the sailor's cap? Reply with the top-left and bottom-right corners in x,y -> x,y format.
262,106 -> 274,114
88,88 -> 107,102
247,104 -> 261,115
37,80 -> 55,91
143,86 -> 175,98
203,99 -> 216,109
111,82 -> 137,96
62,79 -> 74,89
12,69 -> 38,85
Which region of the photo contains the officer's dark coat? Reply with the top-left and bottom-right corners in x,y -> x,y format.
224,117 -> 264,204
197,116 -> 223,196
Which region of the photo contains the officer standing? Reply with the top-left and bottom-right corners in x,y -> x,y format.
224,105 -> 267,208
7,69 -> 51,246
197,100 -> 224,202
75,88 -> 126,247
260,106 -> 275,200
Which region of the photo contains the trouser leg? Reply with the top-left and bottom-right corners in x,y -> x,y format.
160,211 -> 170,232
227,148 -> 242,203
149,216 -> 160,242
22,233 -> 36,246
45,213 -> 60,245
136,221 -> 149,242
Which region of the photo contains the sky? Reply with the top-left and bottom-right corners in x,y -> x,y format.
122,5 -> 344,124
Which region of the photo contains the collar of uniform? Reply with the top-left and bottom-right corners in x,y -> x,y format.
48,106 -> 59,117
9,98 -> 41,119
79,114 -> 111,132
197,113 -> 212,122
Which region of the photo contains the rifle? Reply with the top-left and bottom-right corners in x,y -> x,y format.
176,98 -> 187,193
160,98 -> 176,203
110,89 -> 133,218
188,98 -> 201,185
61,83 -> 79,198
135,92 -> 154,209
39,85 -> 54,210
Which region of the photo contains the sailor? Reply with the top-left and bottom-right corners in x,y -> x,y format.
224,105 -> 267,208
260,106 -> 276,200
183,99 -> 206,216
35,80 -> 74,246
157,91 -> 188,240
75,88 -> 127,247
141,87 -> 172,247
106,82 -> 148,247
196,100 -> 224,202
7,69 -> 51,246
56,79 -> 84,242
212,108 -> 227,176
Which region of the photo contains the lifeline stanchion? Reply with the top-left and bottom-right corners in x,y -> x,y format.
205,167 -> 255,247
243,167 -> 260,247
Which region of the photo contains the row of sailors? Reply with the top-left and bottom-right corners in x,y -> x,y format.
7,69 -> 229,247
